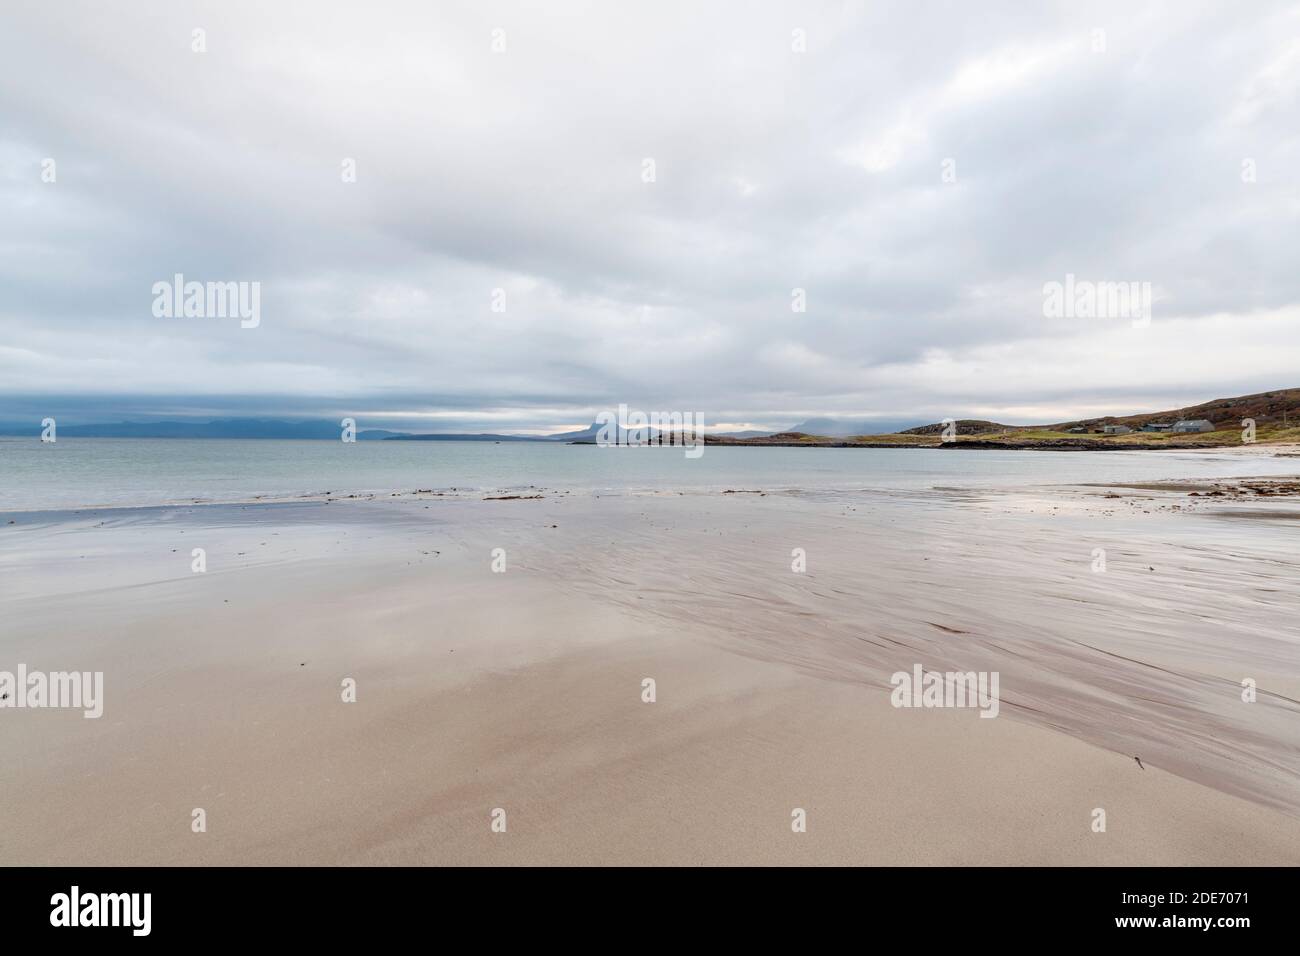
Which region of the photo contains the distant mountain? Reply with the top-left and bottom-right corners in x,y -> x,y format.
0,418 -> 406,440
898,419 -> 1012,436
385,433 -> 540,441
536,423 -> 604,441
5,390 -> 1291,442
0,415 -> 689,442
539,420 -> 703,443
786,417 -> 929,437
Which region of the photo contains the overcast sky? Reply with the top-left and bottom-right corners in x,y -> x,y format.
2,0 -> 1297,432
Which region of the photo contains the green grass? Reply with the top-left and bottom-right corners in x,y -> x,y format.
746,423 -> 1300,448
844,433 -> 937,445
831,424 -> 1300,447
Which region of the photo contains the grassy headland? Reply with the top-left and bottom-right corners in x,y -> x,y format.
707,388 -> 1300,450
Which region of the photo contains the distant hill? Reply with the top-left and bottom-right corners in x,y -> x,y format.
543,421 -> 769,441
1046,388 -> 1300,431
0,418 -> 406,440
537,423 -> 604,441
715,387 -> 1300,448
4,389 -> 1294,443
538,421 -> 708,443
385,433 -> 541,442
787,417 -> 928,437
889,389 -> 1300,436
898,419 -> 1011,436
0,417 -> 572,441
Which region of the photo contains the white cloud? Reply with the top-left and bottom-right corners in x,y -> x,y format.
0,0 -> 1296,430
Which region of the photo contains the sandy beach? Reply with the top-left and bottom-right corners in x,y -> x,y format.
3,469 -> 1298,866
6,0 -> 1300,894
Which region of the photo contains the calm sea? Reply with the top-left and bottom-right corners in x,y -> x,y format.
1,437 -> 1296,512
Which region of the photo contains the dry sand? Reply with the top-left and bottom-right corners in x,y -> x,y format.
1,484 -> 1298,865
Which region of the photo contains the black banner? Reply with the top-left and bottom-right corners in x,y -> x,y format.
0,866 -> 1284,941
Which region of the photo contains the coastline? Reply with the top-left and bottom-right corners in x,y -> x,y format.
688,438 -> 1300,452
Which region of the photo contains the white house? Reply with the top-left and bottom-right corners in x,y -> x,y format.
1173,419 -> 1215,433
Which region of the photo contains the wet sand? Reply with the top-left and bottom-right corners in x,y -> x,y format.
1,481 -> 1298,865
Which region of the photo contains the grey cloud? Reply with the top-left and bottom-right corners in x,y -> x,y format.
1,0 -> 1297,430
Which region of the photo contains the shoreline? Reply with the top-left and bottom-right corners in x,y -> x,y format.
5,469 -> 1300,519
5,439 -> 1294,520
678,438 -> 1300,452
